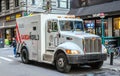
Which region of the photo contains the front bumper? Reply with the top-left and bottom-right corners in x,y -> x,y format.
67,53 -> 107,64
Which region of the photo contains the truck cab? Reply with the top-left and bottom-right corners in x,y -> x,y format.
16,14 -> 107,73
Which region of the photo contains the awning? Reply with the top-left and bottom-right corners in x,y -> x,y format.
0,25 -> 16,29
68,0 -> 120,16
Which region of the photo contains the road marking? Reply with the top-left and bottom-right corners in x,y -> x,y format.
0,56 -> 13,62
8,55 -> 15,58
1,47 -> 13,50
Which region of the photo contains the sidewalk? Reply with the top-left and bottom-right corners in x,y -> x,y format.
0,45 -> 13,50
102,57 -> 120,72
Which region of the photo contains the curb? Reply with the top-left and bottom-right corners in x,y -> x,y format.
102,67 -> 120,72
102,57 -> 120,72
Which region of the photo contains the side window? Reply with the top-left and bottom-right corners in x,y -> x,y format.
52,22 -> 58,32
47,20 -> 58,33
75,21 -> 83,31
31,22 -> 38,31
63,21 -> 73,31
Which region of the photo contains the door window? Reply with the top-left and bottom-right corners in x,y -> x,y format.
47,20 -> 58,32
52,22 -> 58,32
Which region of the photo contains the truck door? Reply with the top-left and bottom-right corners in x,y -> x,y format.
46,20 -> 59,50
30,22 -> 39,60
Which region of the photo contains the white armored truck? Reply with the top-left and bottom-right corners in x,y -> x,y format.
16,14 -> 107,72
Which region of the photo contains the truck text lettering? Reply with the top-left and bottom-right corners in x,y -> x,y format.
21,34 -> 39,40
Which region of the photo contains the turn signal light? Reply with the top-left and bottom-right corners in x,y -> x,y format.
66,49 -> 80,54
66,49 -> 71,54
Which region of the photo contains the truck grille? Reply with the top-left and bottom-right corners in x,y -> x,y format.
84,38 -> 101,53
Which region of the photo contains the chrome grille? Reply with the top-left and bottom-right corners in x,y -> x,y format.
84,38 -> 101,53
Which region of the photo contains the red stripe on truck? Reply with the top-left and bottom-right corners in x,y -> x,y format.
16,23 -> 22,43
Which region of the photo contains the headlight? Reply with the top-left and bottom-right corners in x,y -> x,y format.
66,49 -> 80,54
103,48 -> 107,53
102,44 -> 107,53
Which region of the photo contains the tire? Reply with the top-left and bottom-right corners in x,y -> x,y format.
89,61 -> 103,69
21,48 -> 29,64
55,53 -> 71,73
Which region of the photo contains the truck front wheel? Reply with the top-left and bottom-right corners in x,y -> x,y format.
55,53 -> 71,73
21,48 -> 29,64
89,61 -> 103,69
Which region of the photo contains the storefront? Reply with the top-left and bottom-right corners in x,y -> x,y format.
84,19 -> 108,37
0,12 -> 22,45
4,28 -> 16,44
113,17 -> 120,37
0,24 -> 3,38
69,0 -> 120,46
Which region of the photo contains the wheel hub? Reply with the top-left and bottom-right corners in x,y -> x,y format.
58,58 -> 64,67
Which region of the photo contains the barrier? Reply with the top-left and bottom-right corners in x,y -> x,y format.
104,36 -> 120,47
0,38 -> 4,48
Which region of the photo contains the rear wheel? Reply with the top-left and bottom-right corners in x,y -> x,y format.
21,48 -> 29,64
55,53 -> 71,73
89,61 -> 103,69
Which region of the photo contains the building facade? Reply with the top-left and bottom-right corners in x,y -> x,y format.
69,0 -> 120,38
0,0 -> 70,45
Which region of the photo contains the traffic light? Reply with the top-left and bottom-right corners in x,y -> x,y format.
46,0 -> 52,12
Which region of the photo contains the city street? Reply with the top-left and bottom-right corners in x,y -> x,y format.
0,47 -> 120,76
0,0 -> 120,76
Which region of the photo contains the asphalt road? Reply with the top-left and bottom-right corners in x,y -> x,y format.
0,47 -> 120,76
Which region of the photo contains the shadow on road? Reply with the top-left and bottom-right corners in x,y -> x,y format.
18,60 -> 56,71
12,60 -> 120,75
17,60 -> 104,73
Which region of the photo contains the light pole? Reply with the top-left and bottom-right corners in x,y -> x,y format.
26,0 -> 28,15
100,13 -> 105,44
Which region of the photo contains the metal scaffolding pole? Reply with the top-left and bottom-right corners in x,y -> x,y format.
26,0 -> 28,15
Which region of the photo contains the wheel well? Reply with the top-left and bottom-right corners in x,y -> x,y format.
20,46 -> 30,64
54,49 -> 67,63
20,46 -> 29,56
21,46 -> 27,52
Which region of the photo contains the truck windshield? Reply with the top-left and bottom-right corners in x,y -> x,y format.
59,20 -> 84,31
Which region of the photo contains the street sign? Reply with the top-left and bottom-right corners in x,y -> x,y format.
100,13 -> 105,18
92,13 -> 105,18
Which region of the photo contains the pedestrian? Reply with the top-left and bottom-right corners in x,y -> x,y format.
11,37 -> 17,57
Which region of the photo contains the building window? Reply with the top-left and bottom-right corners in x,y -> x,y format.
84,20 -> 95,34
43,0 -> 45,5
114,17 -> 120,30
96,19 -> 108,37
15,0 -> 19,7
84,19 -> 108,37
113,17 -> 120,36
0,0 -> 1,12
6,0 -> 10,10
58,0 -> 69,8
32,0 -> 35,5
80,0 -> 87,7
